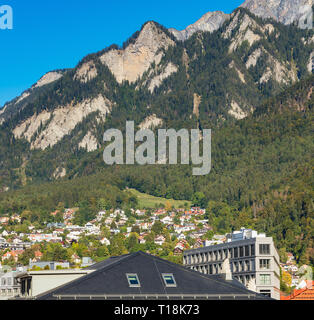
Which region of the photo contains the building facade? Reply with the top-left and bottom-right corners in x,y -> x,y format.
183,229 -> 281,300
0,268 -> 26,300
16,269 -> 92,298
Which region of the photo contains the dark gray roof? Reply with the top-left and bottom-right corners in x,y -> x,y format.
37,251 -> 272,300
84,253 -> 132,270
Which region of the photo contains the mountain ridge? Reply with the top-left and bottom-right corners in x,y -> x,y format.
0,4 -> 313,190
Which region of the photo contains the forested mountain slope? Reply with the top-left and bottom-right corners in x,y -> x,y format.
0,8 -> 313,191
0,72 -> 313,264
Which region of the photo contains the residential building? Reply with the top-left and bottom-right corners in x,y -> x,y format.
15,269 -> 92,298
183,228 -> 281,300
100,237 -> 110,246
154,235 -> 166,246
2,250 -> 24,263
81,257 -> 94,268
27,233 -> 62,243
0,267 -> 26,300
281,280 -> 314,300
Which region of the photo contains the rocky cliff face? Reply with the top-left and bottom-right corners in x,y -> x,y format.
0,70 -> 64,124
241,0 -> 313,25
13,94 -> 112,150
169,0 -> 313,42
169,11 -> 229,41
100,22 -> 175,84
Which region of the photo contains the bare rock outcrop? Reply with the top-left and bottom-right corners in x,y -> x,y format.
13,95 -> 112,150
241,0 -> 313,26
147,63 -> 178,93
100,22 -> 175,83
169,11 -> 229,41
34,71 -> 63,88
79,131 -> 99,152
74,61 -> 98,83
228,101 -> 248,120
139,114 -> 163,129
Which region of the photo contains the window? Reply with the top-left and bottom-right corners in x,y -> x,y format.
260,290 -> 271,297
126,274 -> 141,287
239,246 -> 244,257
251,244 -> 255,256
245,245 -> 250,256
162,274 -> 177,287
259,244 -> 270,255
214,251 -> 218,260
251,260 -> 255,271
234,247 -> 238,258
259,259 -> 270,270
260,274 -> 271,285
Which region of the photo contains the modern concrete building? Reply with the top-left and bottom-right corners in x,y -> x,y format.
183,228 -> 281,300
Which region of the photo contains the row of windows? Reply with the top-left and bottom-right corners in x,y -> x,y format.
189,261 -> 271,275
230,274 -> 272,286
1,288 -> 19,296
191,259 -> 255,274
0,278 -> 18,286
234,275 -> 255,286
185,244 -> 271,265
232,260 -> 255,273
184,245 -> 256,265
126,274 -> 176,288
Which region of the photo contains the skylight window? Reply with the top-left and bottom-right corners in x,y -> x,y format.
162,274 -> 177,287
126,274 -> 140,287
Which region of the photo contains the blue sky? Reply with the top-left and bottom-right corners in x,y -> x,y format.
0,0 -> 244,107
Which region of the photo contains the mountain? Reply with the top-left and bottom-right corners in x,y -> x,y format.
169,0 -> 313,42
0,4 -> 312,191
241,0 -> 313,25
1,9 -> 312,156
0,70 -> 65,125
169,11 -> 229,41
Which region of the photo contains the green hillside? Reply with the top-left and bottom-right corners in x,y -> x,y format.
127,188 -> 191,209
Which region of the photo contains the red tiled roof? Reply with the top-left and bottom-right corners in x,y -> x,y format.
281,281 -> 314,300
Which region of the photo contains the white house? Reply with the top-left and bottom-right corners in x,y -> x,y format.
96,211 -> 107,221
154,236 -> 166,246
161,216 -> 173,225
100,237 -> 110,246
